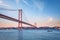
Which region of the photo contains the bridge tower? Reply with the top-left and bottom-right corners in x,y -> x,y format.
34,22 -> 37,28
18,9 -> 22,29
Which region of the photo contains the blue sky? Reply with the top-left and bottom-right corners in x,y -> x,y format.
0,0 -> 60,27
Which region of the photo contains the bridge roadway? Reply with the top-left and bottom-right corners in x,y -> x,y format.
0,14 -> 36,27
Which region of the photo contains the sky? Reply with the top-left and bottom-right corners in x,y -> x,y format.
0,0 -> 60,27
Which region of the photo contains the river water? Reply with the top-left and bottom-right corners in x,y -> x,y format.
0,29 -> 60,40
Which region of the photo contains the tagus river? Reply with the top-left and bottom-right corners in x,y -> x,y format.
0,29 -> 60,40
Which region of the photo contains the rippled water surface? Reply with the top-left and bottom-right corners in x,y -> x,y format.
0,29 -> 60,40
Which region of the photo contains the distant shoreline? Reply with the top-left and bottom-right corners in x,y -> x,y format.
0,27 -> 60,30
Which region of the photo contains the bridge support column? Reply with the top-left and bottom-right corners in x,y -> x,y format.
18,9 -> 22,29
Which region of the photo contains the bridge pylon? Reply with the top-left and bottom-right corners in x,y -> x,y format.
18,9 -> 22,29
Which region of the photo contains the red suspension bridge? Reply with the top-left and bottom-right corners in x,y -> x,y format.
0,9 -> 36,29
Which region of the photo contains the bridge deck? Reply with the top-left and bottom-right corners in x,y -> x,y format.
0,14 -> 36,27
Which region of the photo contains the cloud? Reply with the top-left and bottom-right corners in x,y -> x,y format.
0,0 -> 3,4
15,0 -> 19,5
22,0 -> 29,6
48,17 -> 53,22
32,0 -> 44,10
22,0 -> 32,7
0,0 -> 11,9
47,17 -> 53,23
